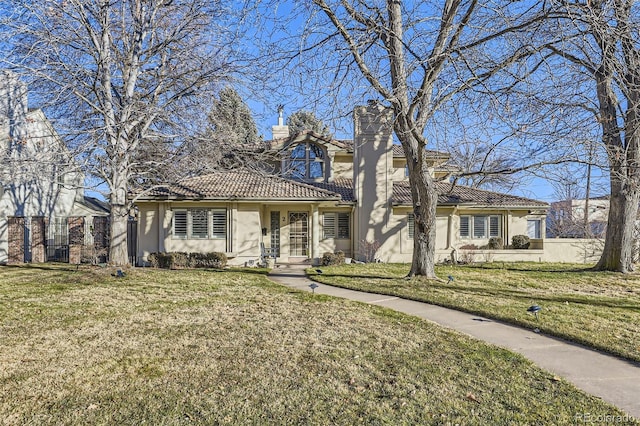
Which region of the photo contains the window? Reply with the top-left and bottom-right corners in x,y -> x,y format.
172,208 -> 227,239
286,142 -> 325,180
191,209 -> 208,238
173,210 -> 188,238
211,209 -> 226,239
323,212 -> 350,239
407,213 -> 415,239
527,219 -> 541,239
460,215 -> 501,239
460,216 -> 470,238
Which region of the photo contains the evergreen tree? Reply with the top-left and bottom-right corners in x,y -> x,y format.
287,110 -> 331,138
208,86 -> 260,145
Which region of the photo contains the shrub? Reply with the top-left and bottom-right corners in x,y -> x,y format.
148,252 -> 160,268
150,252 -> 228,269
459,250 -> 476,264
322,251 -> 345,266
512,235 -> 531,249
157,253 -> 173,269
459,244 -> 478,250
487,237 -> 504,250
189,252 -> 227,268
171,252 -> 189,268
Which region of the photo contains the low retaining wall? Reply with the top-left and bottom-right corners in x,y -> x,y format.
435,238 -> 603,264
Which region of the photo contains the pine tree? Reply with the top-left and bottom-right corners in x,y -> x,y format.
287,110 -> 331,138
208,86 -> 260,145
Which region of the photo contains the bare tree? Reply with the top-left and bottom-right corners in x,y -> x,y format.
285,1 -> 552,277
545,0 -> 640,272
2,0 -> 244,265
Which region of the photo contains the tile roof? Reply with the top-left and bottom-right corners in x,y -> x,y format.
308,178 -> 355,202
138,171 -> 342,201
136,171 -> 546,209
391,144 -> 449,159
393,181 -> 548,208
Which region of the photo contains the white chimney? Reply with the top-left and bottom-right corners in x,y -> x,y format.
271,104 -> 289,140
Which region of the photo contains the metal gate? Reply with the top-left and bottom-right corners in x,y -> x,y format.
47,217 -> 69,262
127,219 -> 137,265
270,211 -> 280,257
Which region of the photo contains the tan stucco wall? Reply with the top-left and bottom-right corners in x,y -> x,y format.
332,154 -> 354,180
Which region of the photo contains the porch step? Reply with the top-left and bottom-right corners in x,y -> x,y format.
274,262 -> 310,270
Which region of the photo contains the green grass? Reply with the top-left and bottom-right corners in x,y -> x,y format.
0,264 -> 634,425
308,262 -> 640,363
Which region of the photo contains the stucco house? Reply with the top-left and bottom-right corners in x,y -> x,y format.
135,104 -> 554,266
0,71 -> 109,264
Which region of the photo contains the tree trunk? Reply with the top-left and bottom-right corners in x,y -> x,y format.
408,168 -> 438,278
594,181 -> 640,272
400,127 -> 438,279
109,173 -> 130,266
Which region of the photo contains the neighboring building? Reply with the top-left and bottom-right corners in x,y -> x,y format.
0,71 -> 109,264
547,196 -> 609,238
135,104 -> 551,266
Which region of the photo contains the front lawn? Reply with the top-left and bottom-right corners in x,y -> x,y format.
0,264 -> 633,424
308,262 -> 640,363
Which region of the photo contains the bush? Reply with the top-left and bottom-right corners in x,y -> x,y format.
171,252 -> 189,268
148,252 -> 160,268
322,251 -> 345,266
189,252 -> 227,268
512,235 -> 531,249
148,252 -> 227,269
487,237 -> 504,250
459,244 -> 478,250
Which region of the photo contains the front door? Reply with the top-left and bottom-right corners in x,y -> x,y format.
289,212 -> 308,256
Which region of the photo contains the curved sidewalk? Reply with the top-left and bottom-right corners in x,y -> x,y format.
268,266 -> 640,419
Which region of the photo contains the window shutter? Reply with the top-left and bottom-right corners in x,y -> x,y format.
323,213 -> 336,238
337,213 -> 350,239
489,216 -> 500,237
191,209 -> 209,238
459,216 -> 469,238
174,211 -> 187,238
211,209 -> 226,238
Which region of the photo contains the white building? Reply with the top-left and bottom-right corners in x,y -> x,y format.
0,71 -> 108,264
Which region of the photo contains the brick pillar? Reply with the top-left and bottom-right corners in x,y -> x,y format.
68,216 -> 84,264
8,217 -> 25,264
31,216 -> 47,263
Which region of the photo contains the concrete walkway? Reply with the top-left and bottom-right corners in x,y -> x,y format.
268,265 -> 640,419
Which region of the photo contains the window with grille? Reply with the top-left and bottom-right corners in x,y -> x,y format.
323,212 -> 350,239
286,142 -> 325,180
460,215 -> 501,239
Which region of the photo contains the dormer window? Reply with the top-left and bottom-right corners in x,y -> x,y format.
287,142 -> 325,180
